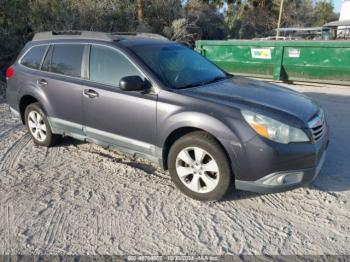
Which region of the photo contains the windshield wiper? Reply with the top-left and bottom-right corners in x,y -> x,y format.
201,75 -> 231,86
176,75 -> 232,90
176,82 -> 205,89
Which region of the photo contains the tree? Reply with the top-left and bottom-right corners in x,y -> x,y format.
313,1 -> 337,26
186,0 -> 226,40
281,0 -> 314,27
141,0 -> 183,33
0,0 -> 31,80
137,0 -> 144,23
0,0 -> 342,80
166,18 -> 200,46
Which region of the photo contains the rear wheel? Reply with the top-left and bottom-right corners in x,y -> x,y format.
25,102 -> 61,147
168,131 -> 232,201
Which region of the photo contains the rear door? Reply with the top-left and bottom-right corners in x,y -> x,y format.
81,44 -> 157,155
40,43 -> 86,137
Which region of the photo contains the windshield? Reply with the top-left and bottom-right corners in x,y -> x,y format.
128,44 -> 228,89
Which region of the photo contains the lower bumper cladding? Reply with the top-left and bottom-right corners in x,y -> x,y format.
235,150 -> 327,194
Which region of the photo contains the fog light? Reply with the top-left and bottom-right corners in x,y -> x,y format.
283,172 -> 304,184
277,175 -> 286,184
260,171 -> 304,186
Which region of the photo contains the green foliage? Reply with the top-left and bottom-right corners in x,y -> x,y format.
223,0 -> 338,38
313,0 -> 338,26
142,0 -> 184,33
0,0 -> 340,80
186,0 -> 226,40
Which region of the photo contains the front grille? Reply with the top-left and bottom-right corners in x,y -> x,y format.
312,124 -> 324,141
308,109 -> 326,142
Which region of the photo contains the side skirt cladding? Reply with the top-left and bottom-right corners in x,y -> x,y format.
48,117 -> 164,168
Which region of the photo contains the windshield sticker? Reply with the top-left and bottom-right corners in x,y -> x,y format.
251,48 -> 272,59
288,48 -> 301,58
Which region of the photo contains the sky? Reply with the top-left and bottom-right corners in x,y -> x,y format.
333,0 -> 342,13
184,0 -> 344,14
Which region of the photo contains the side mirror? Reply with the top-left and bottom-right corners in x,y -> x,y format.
119,75 -> 147,91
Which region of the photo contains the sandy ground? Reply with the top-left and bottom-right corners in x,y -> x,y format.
0,81 -> 349,256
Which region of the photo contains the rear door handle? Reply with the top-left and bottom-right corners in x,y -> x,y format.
83,89 -> 99,98
37,79 -> 47,87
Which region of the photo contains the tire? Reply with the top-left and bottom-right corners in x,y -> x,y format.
24,102 -> 61,147
168,131 -> 232,201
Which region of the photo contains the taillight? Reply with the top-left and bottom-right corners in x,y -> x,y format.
6,67 -> 14,79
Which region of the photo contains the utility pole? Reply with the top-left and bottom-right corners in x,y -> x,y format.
276,0 -> 284,38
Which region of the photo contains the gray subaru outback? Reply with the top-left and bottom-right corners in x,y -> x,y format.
6,31 -> 329,201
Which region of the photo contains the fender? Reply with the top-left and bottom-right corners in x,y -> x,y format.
159,111 -> 240,146
17,74 -> 54,117
158,111 -> 245,176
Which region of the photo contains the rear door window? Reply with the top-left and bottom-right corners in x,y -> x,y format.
50,44 -> 84,77
89,45 -> 142,87
21,45 -> 47,69
41,45 -> 53,72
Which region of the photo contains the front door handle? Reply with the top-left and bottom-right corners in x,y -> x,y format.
83,89 -> 99,99
37,79 -> 47,87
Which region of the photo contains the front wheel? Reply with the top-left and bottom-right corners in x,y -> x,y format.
25,102 -> 61,147
168,131 -> 232,201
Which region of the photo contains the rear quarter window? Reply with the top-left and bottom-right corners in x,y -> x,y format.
20,45 -> 47,69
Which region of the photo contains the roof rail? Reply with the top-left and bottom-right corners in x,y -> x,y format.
32,31 -> 114,42
111,32 -> 168,40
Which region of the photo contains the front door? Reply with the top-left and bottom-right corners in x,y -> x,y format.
82,45 -> 157,155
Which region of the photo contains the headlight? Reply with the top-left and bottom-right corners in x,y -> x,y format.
241,110 -> 309,144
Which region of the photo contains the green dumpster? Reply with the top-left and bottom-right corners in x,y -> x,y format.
195,40 -> 350,85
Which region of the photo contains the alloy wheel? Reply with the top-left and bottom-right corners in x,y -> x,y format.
175,147 -> 220,194
28,111 -> 47,142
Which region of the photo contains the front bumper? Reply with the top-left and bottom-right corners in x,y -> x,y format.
235,149 -> 327,194
234,123 -> 329,194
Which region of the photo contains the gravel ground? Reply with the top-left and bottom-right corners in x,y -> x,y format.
0,81 -> 349,256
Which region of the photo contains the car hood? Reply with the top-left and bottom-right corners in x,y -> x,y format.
179,77 -> 319,125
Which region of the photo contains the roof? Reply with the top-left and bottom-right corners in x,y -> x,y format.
275,27 -> 323,32
323,20 -> 350,27
32,31 -> 169,42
